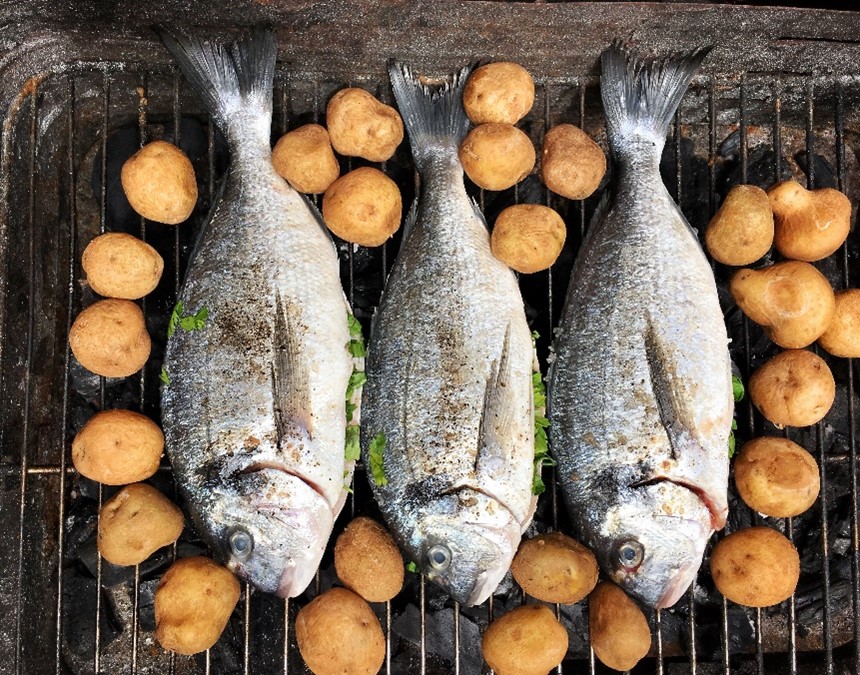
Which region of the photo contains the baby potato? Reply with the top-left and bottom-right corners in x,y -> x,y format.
296,587 -> 385,675
588,581 -> 651,672
510,531 -> 598,604
82,232 -> 164,300
326,87 -> 404,162
155,556 -> 240,655
768,180 -> 851,262
322,167 -> 402,247
730,261 -> 835,349
69,299 -> 150,378
491,204 -> 566,274
734,437 -> 820,518
710,526 -> 800,607
705,185 -> 774,266
463,62 -> 535,125
272,124 -> 340,194
540,124 -> 606,200
819,289 -> 860,358
482,604 -> 568,675
749,349 -> 835,428
334,516 -> 403,602
459,123 -> 535,191
121,140 -> 197,225
72,409 -> 164,485
98,483 -> 184,566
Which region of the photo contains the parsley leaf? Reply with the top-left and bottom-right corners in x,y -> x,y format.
728,430 -> 736,458
531,330 -> 540,347
531,368 -> 553,494
732,375 -> 745,402
346,314 -> 366,357
167,301 -> 183,338
345,424 -> 361,462
406,561 -> 418,574
369,432 -> 388,486
169,302 -> 209,337
159,366 -> 170,386
346,370 -> 367,401
346,401 -> 357,423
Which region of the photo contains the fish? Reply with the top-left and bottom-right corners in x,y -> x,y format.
547,42 -> 731,609
158,28 -> 359,598
359,62 -> 537,607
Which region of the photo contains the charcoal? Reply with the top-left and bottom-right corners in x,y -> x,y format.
61,570 -> 122,673
795,151 -> 838,189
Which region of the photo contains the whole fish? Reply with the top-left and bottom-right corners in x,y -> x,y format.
548,43 -> 731,609
159,28 -> 358,597
360,63 -> 536,606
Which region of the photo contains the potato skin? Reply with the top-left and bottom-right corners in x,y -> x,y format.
98,483 -> 184,566
768,180 -> 851,262
155,557 -> 240,655
82,232 -> 164,300
121,140 -> 197,225
296,587 -> 385,675
588,581 -> 651,672
272,124 -> 340,194
459,123 -> 535,191
510,532 -> 598,604
748,349 -> 835,428
705,185 -> 774,266
322,167 -> 402,247
334,517 -> 404,602
710,527 -> 800,607
481,604 -> 568,675
540,124 -> 606,200
326,87 -> 404,162
463,62 -> 535,125
491,204 -> 566,274
69,299 -> 151,378
819,289 -> 860,358
734,437 -> 820,518
72,409 -> 164,485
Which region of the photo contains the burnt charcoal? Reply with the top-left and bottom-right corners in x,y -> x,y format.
137,578 -> 159,632
691,602 -> 756,660
391,603 -> 483,675
795,151 -> 838,189
196,605 -> 244,675
61,570 -> 122,673
558,602 -> 588,657
63,498 -> 98,563
796,555 -> 853,625
718,143 -> 793,193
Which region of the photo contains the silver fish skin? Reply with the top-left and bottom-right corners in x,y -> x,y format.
548,43 -> 732,609
360,63 -> 536,607
159,29 -> 356,598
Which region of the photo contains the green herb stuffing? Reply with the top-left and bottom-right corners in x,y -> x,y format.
369,432 -> 388,486
406,562 -> 418,574
532,369 -> 554,495
344,316 -> 367,462
168,301 -> 209,338
345,424 -> 361,462
531,330 -> 540,347
729,375 -> 744,458
347,314 -> 366,358
346,370 -> 367,402
159,366 -> 170,386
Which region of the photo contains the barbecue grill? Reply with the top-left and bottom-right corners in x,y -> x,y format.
1,2 -> 859,673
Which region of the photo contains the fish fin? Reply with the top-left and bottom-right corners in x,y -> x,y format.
271,291 -> 312,443
477,324 -> 517,466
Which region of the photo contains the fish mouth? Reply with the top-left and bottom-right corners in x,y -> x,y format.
631,475 -> 726,529
656,557 -> 700,609
237,460 -> 329,502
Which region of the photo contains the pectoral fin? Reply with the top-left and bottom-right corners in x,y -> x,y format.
271,291 -> 312,444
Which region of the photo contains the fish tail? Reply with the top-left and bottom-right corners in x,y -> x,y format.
388,61 -> 472,173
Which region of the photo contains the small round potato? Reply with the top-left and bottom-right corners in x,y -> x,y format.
334,517 -> 404,602
463,62 -> 535,125
819,289 -> 860,358
734,437 -> 820,518
72,409 -> 164,485
730,261 -> 835,349
98,483 -> 184,566
82,232 -> 164,300
155,556 -> 241,655
271,124 -> 340,194
459,123 -> 536,191
705,185 -> 774,266
69,299 -> 151,378
322,167 -> 402,246
540,124 -> 606,200
510,531 -> 598,604
749,349 -> 835,428
588,581 -> 651,672
491,204 -> 566,274
481,604 -> 568,675
710,527 -> 800,607
296,587 -> 385,675
121,140 -> 197,225
768,180 -> 851,262
326,87 -> 404,162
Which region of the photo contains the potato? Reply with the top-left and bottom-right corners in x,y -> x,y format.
748,349 -> 835,428
588,581 -> 651,672
705,185 -> 774,266
155,556 -> 240,655
72,409 -> 163,485
334,517 -> 403,602
768,180 -> 851,262
321,167 -> 402,246
296,587 -> 385,675
69,299 -> 150,378
459,123 -> 535,191
540,124 -> 606,200
272,124 -> 340,194
463,62 -> 535,125
710,526 -> 800,607
510,532 -> 598,604
729,261 -> 835,349
734,437 -> 820,518
326,87 -> 404,162
121,140 -> 197,225
481,604 -> 568,675
819,289 -> 860,357
82,232 -> 164,300
491,204 -> 566,274
98,483 -> 184,566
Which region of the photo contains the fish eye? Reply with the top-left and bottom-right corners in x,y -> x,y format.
428,544 -> 451,572
617,540 -> 644,570
229,528 -> 254,561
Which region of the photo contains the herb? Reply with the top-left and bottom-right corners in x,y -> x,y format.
531,330 -> 540,347
168,302 -> 183,338
532,368 -> 554,494
406,562 -> 418,574
346,401 -> 357,423
728,418 -> 738,459
532,371 -> 546,410
345,424 -> 361,462
168,301 -> 209,338
343,315 -> 366,459
369,432 -> 388,486
347,314 -> 366,358
160,366 -> 170,386
346,370 -> 367,402
729,375 -> 744,458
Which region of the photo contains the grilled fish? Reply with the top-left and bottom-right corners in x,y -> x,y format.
548,43 -> 731,609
